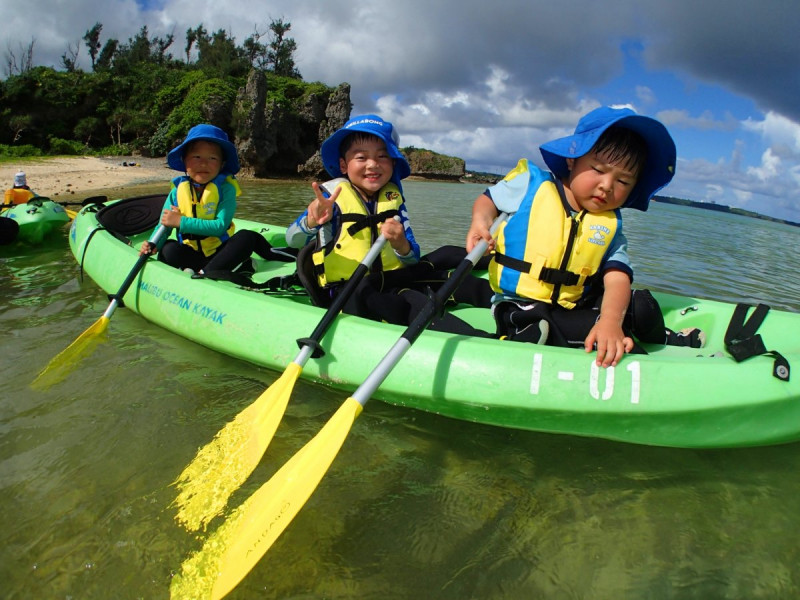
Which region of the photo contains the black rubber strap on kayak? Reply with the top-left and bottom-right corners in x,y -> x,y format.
724,303 -> 789,381
78,226 -> 106,283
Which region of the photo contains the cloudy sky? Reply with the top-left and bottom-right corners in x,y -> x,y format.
4,0 -> 800,222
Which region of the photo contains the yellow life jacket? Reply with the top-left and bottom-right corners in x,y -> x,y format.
173,176 -> 237,257
312,179 -> 405,288
4,188 -> 35,205
490,160 -> 620,309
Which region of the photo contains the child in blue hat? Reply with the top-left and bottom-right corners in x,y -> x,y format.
141,124 -> 284,274
286,114 -> 423,319
467,106 -> 704,367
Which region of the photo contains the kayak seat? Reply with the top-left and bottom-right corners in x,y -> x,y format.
295,241 -> 331,308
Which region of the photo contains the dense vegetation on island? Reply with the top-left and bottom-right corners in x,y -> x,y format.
0,21 -> 470,180
0,20 -> 315,158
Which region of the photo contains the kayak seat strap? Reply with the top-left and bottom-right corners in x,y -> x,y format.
261,241 -> 331,307
724,303 -> 790,381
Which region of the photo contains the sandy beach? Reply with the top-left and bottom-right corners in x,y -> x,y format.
1,156 -> 173,201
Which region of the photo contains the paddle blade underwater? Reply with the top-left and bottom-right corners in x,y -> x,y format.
172,362 -> 302,531
169,397 -> 362,600
31,316 -> 110,389
171,226 -> 394,532
31,225 -> 166,389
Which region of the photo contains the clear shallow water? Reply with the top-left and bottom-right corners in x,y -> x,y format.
2,180 -> 800,599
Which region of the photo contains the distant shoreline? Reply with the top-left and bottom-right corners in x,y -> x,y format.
653,196 -> 799,228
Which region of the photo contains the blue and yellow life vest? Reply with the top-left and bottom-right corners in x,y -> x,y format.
173,175 -> 237,257
490,160 -> 620,309
312,179 -> 405,288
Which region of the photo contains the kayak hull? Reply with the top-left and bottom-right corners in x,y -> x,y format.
68,201 -> 800,449
2,199 -> 69,243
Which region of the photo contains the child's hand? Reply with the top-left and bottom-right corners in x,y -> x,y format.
161,206 -> 182,228
139,241 -> 156,256
466,194 -> 498,253
307,182 -> 339,227
584,318 -> 634,368
381,217 -> 411,255
466,222 -> 495,253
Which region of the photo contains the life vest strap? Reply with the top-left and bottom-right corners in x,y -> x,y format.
493,252 -> 580,286
343,209 -> 400,236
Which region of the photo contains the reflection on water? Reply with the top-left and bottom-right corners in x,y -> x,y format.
1,180 -> 800,598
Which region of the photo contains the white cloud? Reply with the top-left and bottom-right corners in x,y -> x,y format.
742,111 -> 800,157
747,148 -> 781,181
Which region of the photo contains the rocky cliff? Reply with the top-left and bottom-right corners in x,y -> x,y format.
403,148 -> 465,180
232,71 -> 467,181
233,70 -> 351,178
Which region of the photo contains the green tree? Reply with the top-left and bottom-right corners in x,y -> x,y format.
267,19 -> 301,79
185,25 -> 206,63
95,38 -> 118,71
83,22 -> 103,70
242,28 -> 268,70
9,114 -> 33,143
74,116 -> 103,145
196,28 -> 249,77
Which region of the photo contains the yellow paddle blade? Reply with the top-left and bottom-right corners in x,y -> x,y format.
170,397 -> 363,600
172,362 -> 303,532
65,208 -> 78,219
31,316 -> 110,390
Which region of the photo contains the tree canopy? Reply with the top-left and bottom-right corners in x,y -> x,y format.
0,19 -> 304,157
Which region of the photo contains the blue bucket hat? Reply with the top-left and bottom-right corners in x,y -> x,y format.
539,106 -> 676,211
320,114 -> 411,183
167,124 -> 240,175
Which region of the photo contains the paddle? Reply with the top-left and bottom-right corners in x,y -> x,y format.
32,224 -> 167,388
1,196 -> 106,211
173,221 -> 398,532
169,213 -> 507,600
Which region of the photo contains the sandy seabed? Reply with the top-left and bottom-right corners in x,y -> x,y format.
1,156 -> 176,201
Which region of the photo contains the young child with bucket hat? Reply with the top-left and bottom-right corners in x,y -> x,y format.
467,105 -> 704,367
141,124 -> 286,274
285,114 -> 422,316
286,114 -> 502,335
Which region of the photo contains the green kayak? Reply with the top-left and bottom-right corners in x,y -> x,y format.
68,197 -> 800,449
2,197 -> 70,243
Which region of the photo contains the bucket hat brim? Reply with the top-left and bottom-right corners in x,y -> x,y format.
167,124 -> 240,175
320,114 -> 411,183
539,106 -> 676,211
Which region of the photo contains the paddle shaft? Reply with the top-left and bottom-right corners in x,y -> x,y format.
103,225 -> 167,319
352,213 -> 508,406
1,197 -> 102,210
294,216 -> 400,364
